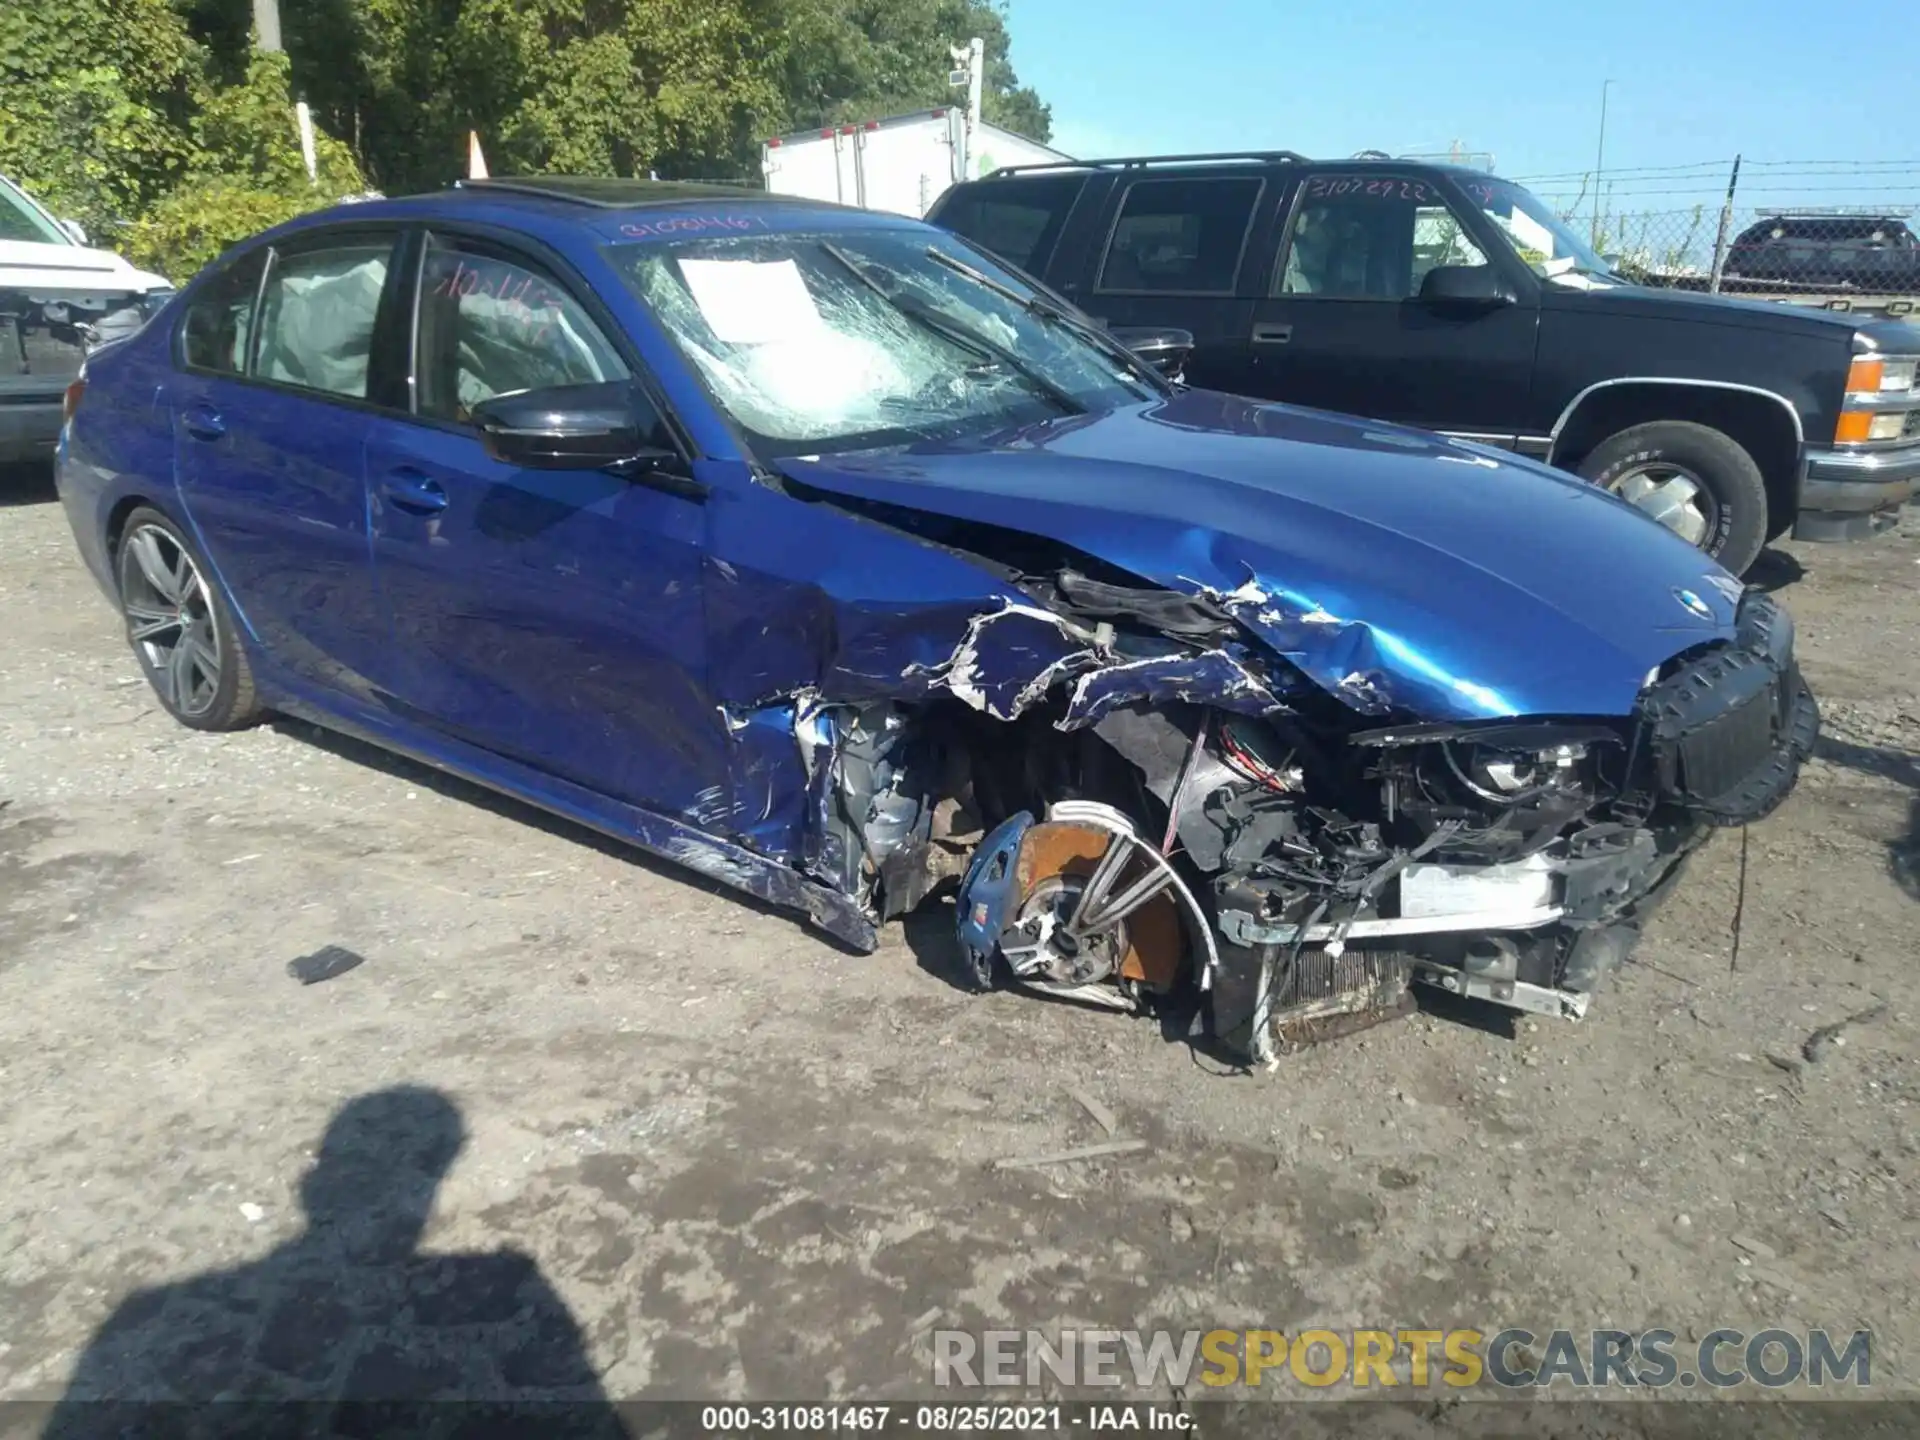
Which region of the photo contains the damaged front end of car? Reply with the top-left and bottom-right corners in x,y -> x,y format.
737,528 -> 1817,1063
1196,595 -> 1820,1060
588,223 -> 1820,1060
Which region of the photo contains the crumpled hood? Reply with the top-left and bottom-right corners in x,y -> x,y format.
777,391 -> 1744,722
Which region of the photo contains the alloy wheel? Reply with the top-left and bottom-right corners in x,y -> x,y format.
1606,462 -> 1718,549
120,524 -> 221,718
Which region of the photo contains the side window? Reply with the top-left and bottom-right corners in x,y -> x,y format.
1098,178 -> 1262,294
935,177 -> 1086,275
1278,181 -> 1487,299
179,250 -> 266,376
414,234 -> 630,424
253,236 -> 396,399
1410,204 -> 1489,290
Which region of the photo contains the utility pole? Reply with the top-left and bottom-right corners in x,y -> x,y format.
948,37 -> 986,181
1707,155 -> 1742,293
250,0 -> 317,184
1591,78 -> 1614,249
252,0 -> 282,52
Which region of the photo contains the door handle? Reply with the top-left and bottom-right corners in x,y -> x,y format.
381,469 -> 448,515
182,406 -> 225,441
1252,323 -> 1293,345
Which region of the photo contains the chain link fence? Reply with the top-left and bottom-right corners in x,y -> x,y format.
1515,158 -> 1920,317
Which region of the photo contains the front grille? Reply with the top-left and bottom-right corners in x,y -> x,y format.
1903,409 -> 1920,440
1677,683 -> 1777,801
1638,640 -> 1789,824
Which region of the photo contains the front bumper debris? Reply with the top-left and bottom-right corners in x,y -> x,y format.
957,585 -> 1820,1064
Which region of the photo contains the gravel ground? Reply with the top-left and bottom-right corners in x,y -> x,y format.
2,463 -> 1918,1427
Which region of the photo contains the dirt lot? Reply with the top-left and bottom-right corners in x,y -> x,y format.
2,463 -> 1918,1425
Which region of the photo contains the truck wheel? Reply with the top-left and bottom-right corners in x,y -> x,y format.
1576,421 -> 1769,575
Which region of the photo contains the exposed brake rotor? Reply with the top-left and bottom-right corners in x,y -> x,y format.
996,806 -> 1189,997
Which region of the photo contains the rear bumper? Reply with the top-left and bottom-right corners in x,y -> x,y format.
1794,444 -> 1920,541
0,398 -> 62,464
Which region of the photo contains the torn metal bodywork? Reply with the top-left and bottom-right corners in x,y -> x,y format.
609,394 -> 1817,1062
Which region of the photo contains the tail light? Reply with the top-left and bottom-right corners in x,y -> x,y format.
62,376 -> 87,426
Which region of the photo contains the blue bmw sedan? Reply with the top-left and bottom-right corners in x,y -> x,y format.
56,178 -> 1817,1060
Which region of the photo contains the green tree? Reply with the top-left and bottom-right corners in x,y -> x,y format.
128,52 -> 369,278
3,0 -> 1052,278
263,0 -> 1047,193
249,0 -> 793,195
0,0 -> 201,238
778,0 -> 1050,145
2,3 -> 368,278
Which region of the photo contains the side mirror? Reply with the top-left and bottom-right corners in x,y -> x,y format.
57,218 -> 90,246
1418,265 -> 1516,310
1109,325 -> 1195,380
470,380 -> 674,471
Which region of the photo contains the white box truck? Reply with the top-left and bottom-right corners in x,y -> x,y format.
761,108 -> 1070,219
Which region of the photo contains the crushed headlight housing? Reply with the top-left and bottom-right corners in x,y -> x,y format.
1445,741 -> 1588,801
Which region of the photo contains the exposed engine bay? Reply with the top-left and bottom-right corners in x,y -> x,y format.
779,562 -> 1819,1064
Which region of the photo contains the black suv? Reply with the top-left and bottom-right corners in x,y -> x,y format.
1723,212 -> 1920,295
927,152 -> 1920,575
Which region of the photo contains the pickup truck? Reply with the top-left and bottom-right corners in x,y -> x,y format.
926,152 -> 1920,575
3,174 -> 173,464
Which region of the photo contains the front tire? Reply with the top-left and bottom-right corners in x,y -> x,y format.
1577,420 -> 1769,575
114,506 -> 260,731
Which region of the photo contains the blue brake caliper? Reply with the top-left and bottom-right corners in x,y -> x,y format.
954,811 -> 1034,992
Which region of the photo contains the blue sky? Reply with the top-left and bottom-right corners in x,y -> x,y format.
1006,0 -> 1902,214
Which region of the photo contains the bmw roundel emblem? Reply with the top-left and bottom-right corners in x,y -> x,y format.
1673,587 -> 1715,621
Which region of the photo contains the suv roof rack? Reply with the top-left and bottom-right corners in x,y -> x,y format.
1753,205 -> 1911,219
984,150 -> 1310,179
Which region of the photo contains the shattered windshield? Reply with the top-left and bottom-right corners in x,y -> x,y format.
607,228 -> 1156,455
1459,177 -> 1615,285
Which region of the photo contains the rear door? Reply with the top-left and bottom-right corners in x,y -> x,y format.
1245,172 -> 1540,436
171,227 -> 403,701
1079,173 -> 1267,392
362,228 -> 720,818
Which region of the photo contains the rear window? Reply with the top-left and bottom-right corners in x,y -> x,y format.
1098,177 -> 1263,294
933,177 -> 1086,276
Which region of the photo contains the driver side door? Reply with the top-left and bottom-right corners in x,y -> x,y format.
364,229 -> 725,819
1246,174 -> 1541,441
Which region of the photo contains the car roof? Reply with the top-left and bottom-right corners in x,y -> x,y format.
229,177 -> 911,259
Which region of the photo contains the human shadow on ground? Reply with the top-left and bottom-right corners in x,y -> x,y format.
43,1085 -> 628,1438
